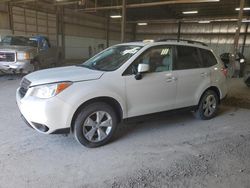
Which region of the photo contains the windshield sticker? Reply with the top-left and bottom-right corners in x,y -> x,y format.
122,47 -> 140,55
161,48 -> 169,55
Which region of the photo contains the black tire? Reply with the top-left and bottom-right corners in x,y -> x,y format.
74,102 -> 118,148
194,90 -> 219,120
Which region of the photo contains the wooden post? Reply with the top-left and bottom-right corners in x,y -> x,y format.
7,2 -> 14,34
132,23 -> 136,41
241,22 -> 249,54
233,0 -> 245,55
177,21 -> 181,41
229,0 -> 245,78
121,0 -> 126,42
106,13 -> 110,48
61,7 -> 65,60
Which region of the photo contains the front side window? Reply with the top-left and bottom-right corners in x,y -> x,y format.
40,39 -> 49,50
80,45 -> 142,71
175,46 -> 201,70
124,46 -> 173,75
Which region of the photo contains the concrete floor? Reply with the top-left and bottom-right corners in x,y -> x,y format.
0,75 -> 250,188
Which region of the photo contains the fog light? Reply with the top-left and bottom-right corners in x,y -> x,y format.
32,122 -> 49,132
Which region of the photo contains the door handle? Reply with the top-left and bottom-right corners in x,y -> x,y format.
201,72 -> 209,77
166,76 -> 177,82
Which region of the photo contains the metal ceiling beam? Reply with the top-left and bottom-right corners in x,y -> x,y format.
54,0 -> 79,6
9,0 -> 36,3
118,16 -> 248,24
77,0 -> 221,11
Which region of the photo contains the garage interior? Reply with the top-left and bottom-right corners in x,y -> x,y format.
0,0 -> 250,187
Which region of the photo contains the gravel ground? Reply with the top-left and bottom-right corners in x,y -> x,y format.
222,78 -> 250,109
0,75 -> 250,188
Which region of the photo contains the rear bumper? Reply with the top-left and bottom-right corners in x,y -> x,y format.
220,94 -> 228,103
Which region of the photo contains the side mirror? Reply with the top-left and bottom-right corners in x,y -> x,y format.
138,64 -> 149,73
134,64 -> 149,80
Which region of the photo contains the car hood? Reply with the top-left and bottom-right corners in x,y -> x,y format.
0,45 -> 36,52
25,66 -> 104,86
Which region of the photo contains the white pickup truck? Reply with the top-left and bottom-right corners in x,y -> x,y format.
0,35 -> 62,74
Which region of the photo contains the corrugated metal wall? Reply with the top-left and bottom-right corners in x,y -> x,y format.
136,22 -> 250,59
63,9 -> 133,59
0,4 -> 130,60
11,6 -> 57,45
1,4 -> 250,60
0,4 -> 11,40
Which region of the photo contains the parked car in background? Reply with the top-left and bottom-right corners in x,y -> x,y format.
220,52 -> 246,77
0,35 -> 62,74
16,39 -> 228,148
244,72 -> 250,87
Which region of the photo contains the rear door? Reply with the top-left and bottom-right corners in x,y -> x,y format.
174,45 -> 211,108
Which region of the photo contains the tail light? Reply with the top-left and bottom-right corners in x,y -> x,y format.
221,67 -> 228,77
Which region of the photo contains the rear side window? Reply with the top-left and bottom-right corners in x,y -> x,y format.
175,46 -> 201,70
199,49 -> 218,67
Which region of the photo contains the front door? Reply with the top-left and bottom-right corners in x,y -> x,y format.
123,45 -> 177,118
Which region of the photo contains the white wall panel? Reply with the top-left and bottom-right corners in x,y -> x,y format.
65,36 -> 119,59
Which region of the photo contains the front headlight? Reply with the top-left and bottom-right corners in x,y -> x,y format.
30,82 -> 72,99
17,52 -> 30,60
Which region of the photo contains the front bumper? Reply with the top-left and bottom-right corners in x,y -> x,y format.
16,88 -> 73,134
0,60 -> 33,73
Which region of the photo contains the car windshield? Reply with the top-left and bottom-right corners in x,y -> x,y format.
80,45 -> 142,71
0,36 -> 38,47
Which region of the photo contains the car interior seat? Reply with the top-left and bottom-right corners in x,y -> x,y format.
155,54 -> 172,72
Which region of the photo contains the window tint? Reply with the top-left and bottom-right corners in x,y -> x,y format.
41,39 -> 49,50
200,49 -> 217,67
175,46 -> 201,70
124,46 -> 173,75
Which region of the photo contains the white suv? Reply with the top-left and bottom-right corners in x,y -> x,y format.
16,40 -> 228,147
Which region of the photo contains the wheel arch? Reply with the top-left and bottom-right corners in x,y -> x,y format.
70,96 -> 123,132
198,86 -> 221,105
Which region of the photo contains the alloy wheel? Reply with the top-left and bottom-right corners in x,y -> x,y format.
202,94 -> 217,117
82,111 -> 113,142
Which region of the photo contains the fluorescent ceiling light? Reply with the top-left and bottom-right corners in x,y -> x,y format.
235,7 -> 250,11
198,21 -> 211,23
183,11 -> 198,14
242,19 -> 250,23
213,18 -> 237,22
137,23 -> 148,26
110,15 -> 122,18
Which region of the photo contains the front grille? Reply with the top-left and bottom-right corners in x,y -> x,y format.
0,52 -> 15,62
19,78 -> 31,98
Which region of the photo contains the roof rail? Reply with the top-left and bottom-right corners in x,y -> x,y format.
156,39 -> 208,46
